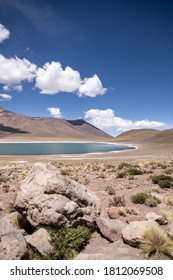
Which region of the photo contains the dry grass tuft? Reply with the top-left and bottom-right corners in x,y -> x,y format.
117,206 -> 127,217
160,210 -> 173,222
140,226 -> 173,259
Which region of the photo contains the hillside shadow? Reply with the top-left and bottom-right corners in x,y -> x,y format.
0,124 -> 29,134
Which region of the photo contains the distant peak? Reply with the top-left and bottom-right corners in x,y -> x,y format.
0,106 -> 6,113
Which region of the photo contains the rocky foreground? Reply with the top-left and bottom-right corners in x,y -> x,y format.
1,155 -> 173,260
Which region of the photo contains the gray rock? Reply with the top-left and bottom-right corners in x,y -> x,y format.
0,213 -> 27,259
146,212 -> 168,225
26,228 -> 53,256
96,216 -> 127,242
15,163 -> 101,228
122,220 -> 158,247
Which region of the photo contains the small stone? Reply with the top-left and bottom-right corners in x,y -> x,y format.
146,212 -> 168,225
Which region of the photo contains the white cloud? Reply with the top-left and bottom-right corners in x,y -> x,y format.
0,54 -> 37,87
77,75 -> 107,97
35,61 -> 107,97
47,107 -> 62,118
84,109 -> 165,132
0,23 -> 10,43
35,62 -> 81,94
0,55 -> 106,97
3,84 -> 23,92
0,93 -> 12,101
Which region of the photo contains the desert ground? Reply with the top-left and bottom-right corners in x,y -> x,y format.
1,141 -> 173,259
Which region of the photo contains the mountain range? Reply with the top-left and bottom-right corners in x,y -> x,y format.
0,107 -> 172,143
0,107 -> 111,140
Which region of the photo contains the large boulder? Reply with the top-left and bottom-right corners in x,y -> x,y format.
122,220 -> 158,247
0,213 -> 27,259
15,163 -> 101,228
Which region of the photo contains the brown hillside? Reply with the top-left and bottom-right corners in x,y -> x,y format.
0,107 -> 111,140
114,128 -> 173,143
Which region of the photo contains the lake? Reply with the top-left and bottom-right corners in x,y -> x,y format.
0,142 -> 135,155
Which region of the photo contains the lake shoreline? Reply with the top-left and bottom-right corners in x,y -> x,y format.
0,141 -> 136,156
0,141 -> 172,162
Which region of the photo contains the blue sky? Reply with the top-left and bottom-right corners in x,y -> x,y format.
0,0 -> 172,136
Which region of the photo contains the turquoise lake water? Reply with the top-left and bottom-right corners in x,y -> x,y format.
0,142 -> 135,155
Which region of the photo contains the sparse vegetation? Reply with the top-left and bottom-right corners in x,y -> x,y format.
1,156 -> 173,260
131,192 -> 149,204
140,226 -> 173,259
116,172 -> 127,178
117,162 -> 131,170
97,169 -> 106,178
150,174 -> 173,188
145,195 -> 161,207
126,207 -> 139,215
109,195 -> 126,207
2,184 -> 10,193
105,185 -> 116,195
131,192 -> 161,207
127,168 -> 143,176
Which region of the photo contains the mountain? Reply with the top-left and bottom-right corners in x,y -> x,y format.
0,107 -> 111,140
114,128 -> 173,143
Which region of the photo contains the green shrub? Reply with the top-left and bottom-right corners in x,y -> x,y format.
132,192 -> 161,207
150,174 -> 173,184
116,172 -> 127,178
47,226 -> 92,260
158,180 -> 173,189
150,174 -> 173,188
131,192 -> 148,204
127,168 -> 143,176
24,225 -> 92,260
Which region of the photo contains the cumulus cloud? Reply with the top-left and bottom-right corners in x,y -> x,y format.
0,23 -> 10,43
47,107 -> 62,118
35,61 -> 106,97
0,54 -> 37,87
36,62 -> 81,94
0,55 -> 106,97
0,93 -> 12,101
84,109 -> 165,132
77,74 -> 107,97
